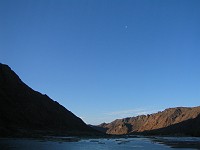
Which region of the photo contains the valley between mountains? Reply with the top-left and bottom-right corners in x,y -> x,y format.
0,63 -> 200,137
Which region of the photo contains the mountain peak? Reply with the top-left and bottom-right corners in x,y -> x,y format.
0,63 -> 97,137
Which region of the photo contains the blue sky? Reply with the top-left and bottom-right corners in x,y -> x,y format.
1,0 -> 200,125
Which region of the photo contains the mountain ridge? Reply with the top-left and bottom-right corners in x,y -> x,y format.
0,63 -> 98,137
98,106 -> 200,136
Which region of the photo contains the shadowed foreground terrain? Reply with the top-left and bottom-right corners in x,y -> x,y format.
0,63 -> 99,137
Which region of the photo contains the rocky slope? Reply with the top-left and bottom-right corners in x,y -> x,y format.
0,63 -> 97,137
140,114 -> 200,136
98,106 -> 200,135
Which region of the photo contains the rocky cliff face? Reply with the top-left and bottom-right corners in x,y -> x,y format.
0,63 -> 96,137
141,114 -> 200,136
99,106 -> 200,135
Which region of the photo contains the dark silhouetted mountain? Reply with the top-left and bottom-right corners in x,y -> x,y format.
0,63 -> 98,137
98,106 -> 200,136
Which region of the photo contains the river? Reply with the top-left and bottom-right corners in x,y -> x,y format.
0,136 -> 200,150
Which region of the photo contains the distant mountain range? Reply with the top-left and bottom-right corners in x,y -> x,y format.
1,63 -> 200,137
97,106 -> 200,136
0,63 -> 98,137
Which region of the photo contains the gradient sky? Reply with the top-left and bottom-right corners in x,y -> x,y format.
1,0 -> 200,125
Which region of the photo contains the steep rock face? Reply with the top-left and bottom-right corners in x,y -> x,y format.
99,107 -> 200,135
0,63 -> 95,136
141,114 -> 200,136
